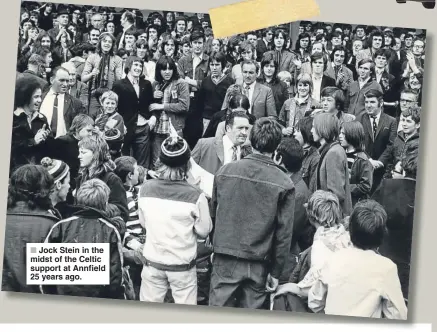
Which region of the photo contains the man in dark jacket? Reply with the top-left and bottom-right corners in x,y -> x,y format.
209,117 -> 295,309
112,56 -> 154,169
16,54 -> 49,92
43,178 -> 125,299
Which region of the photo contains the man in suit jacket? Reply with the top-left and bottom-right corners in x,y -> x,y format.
309,52 -> 336,102
240,60 -> 277,119
325,46 -> 354,92
256,28 -> 274,62
39,67 -> 86,138
61,62 -> 89,111
116,11 -> 137,50
356,89 -> 397,192
47,9 -> 70,42
192,111 -> 252,175
112,56 -> 154,169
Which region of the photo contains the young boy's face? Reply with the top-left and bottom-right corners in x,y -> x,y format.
400,114 -> 420,136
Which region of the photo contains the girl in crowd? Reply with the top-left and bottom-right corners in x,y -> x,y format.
339,121 -> 373,206
257,53 -> 289,115
82,32 -> 123,119
149,55 -> 190,169
311,113 -> 353,216
76,134 -> 129,223
3,164 -> 59,293
279,73 -> 320,135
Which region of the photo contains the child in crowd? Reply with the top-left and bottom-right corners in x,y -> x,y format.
339,121 -> 373,206
42,179 -> 125,300
278,70 -> 294,99
114,156 -> 145,300
95,91 -> 126,136
308,199 -> 408,319
274,190 -> 352,298
104,128 -> 124,160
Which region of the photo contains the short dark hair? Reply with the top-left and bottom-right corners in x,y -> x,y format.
373,48 -> 390,60
349,199 -> 387,250
209,51 -> 227,68
225,111 -> 249,131
401,105 -> 421,125
329,45 -> 346,62
330,31 -> 343,41
123,11 -> 135,24
228,93 -> 250,111
310,52 -> 328,72
249,117 -> 283,154
260,52 -> 278,80
341,121 -> 366,152
296,116 -> 316,146
114,156 -> 137,183
14,76 -> 42,109
364,88 -> 384,103
357,58 -> 376,76
276,137 -> 304,173
155,55 -> 179,83
321,86 -> 345,112
190,29 -> 205,43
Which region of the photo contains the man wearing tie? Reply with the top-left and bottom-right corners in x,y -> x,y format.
116,11 -> 136,50
240,59 -> 277,119
192,111 -> 252,175
356,89 -> 397,192
39,66 -> 85,138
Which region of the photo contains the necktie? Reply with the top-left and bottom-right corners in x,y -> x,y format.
276,50 -> 282,69
371,115 -> 378,139
231,146 -> 238,161
50,93 -> 59,137
334,65 -> 340,78
244,85 -> 250,98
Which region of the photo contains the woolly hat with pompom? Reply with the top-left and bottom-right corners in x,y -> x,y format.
159,136 -> 191,168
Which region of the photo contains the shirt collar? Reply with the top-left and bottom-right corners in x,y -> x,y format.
192,52 -> 203,61
244,81 -> 256,89
375,67 -> 385,75
14,107 -> 43,121
127,73 -> 139,85
223,134 -> 238,151
370,111 -> 382,122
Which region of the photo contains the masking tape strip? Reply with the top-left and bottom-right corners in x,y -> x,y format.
209,0 -> 320,38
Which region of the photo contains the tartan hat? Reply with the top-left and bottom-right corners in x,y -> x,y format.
160,136 -> 191,168
40,157 -> 70,183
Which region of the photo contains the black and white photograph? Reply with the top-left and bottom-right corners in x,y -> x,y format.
1,0 -> 427,320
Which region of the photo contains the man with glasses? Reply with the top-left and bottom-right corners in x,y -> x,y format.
396,89 -> 419,132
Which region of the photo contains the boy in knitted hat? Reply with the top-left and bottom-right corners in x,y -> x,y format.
138,135 -> 212,305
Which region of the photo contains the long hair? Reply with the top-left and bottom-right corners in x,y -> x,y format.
259,52 -> 279,83
78,134 -> 116,180
96,32 -> 116,56
155,55 -> 179,83
8,165 -> 54,210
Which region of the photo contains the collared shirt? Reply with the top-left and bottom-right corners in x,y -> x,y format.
40,89 -> 67,138
211,73 -> 225,85
370,111 -> 381,129
119,24 -> 133,49
358,76 -> 371,90
312,75 -> 323,102
375,67 -> 385,83
14,107 -> 42,128
243,81 -> 257,112
127,74 -> 146,126
192,53 -> 203,80
223,134 -> 241,165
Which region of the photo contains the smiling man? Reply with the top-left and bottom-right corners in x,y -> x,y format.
39,66 -> 85,138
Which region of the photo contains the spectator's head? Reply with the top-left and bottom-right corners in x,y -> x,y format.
383,30 -> 396,48
50,66 -> 70,94
349,199 -> 387,250
114,156 -> 139,187
400,89 -> 419,112
352,38 -> 364,55
357,58 -> 375,81
225,110 -> 250,147
61,62 -> 78,86
364,88 -> 384,117
123,29 -> 137,48
263,28 -> 274,42
134,39 -> 150,61
355,25 -> 366,39
295,73 -> 313,98
105,20 -> 115,35
260,52 -> 279,82
161,35 -> 178,58
273,28 -> 288,50
249,117 -> 283,155
373,48 -> 390,69
274,137 -> 304,174
339,121 -> 366,152
8,165 -> 54,210
69,114 -> 94,140
124,55 -> 144,77
330,31 -> 343,47
311,52 -> 328,75
311,113 -> 340,144
306,190 -> 342,228
121,10 -> 135,27
241,59 -> 259,86
277,71 -> 292,88
36,31 -> 53,49
368,30 -> 384,50
404,33 -> 414,48
221,84 -> 245,111
76,179 -> 110,211
407,71 -> 423,92
174,16 -> 187,34
246,31 -> 258,48
297,32 -> 311,50
99,90 -> 118,114
400,105 -> 421,136
40,157 -> 70,204
90,13 -> 103,29
146,24 -> 160,42
295,116 -> 317,147
137,165 -> 146,185
155,55 -> 179,83
97,32 -> 116,55
190,29 -> 205,55
321,87 -> 345,114
330,45 -> 346,66
78,135 -> 113,172
157,136 -> 191,181
412,39 -> 425,57
239,40 -> 255,61
27,54 -> 46,78
56,9 -> 70,27
209,51 -> 226,77
14,76 -> 42,112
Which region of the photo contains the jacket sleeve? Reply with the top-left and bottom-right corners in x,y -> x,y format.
350,158 -> 373,198
381,262 -> 408,319
141,81 -> 154,120
271,186 -> 295,279
106,173 -> 129,223
265,87 -> 277,117
378,118 -> 397,167
107,231 -> 125,299
114,56 -> 123,82
209,174 -> 219,242
308,154 -> 320,194
79,84 -> 89,110
163,81 -> 190,114
191,139 -> 203,165
324,149 -> 348,208
194,192 -> 213,239
278,101 -> 288,127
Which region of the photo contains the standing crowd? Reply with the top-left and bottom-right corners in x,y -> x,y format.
2,1 -> 425,319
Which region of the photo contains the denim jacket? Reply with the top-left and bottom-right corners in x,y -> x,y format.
210,153 -> 296,279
